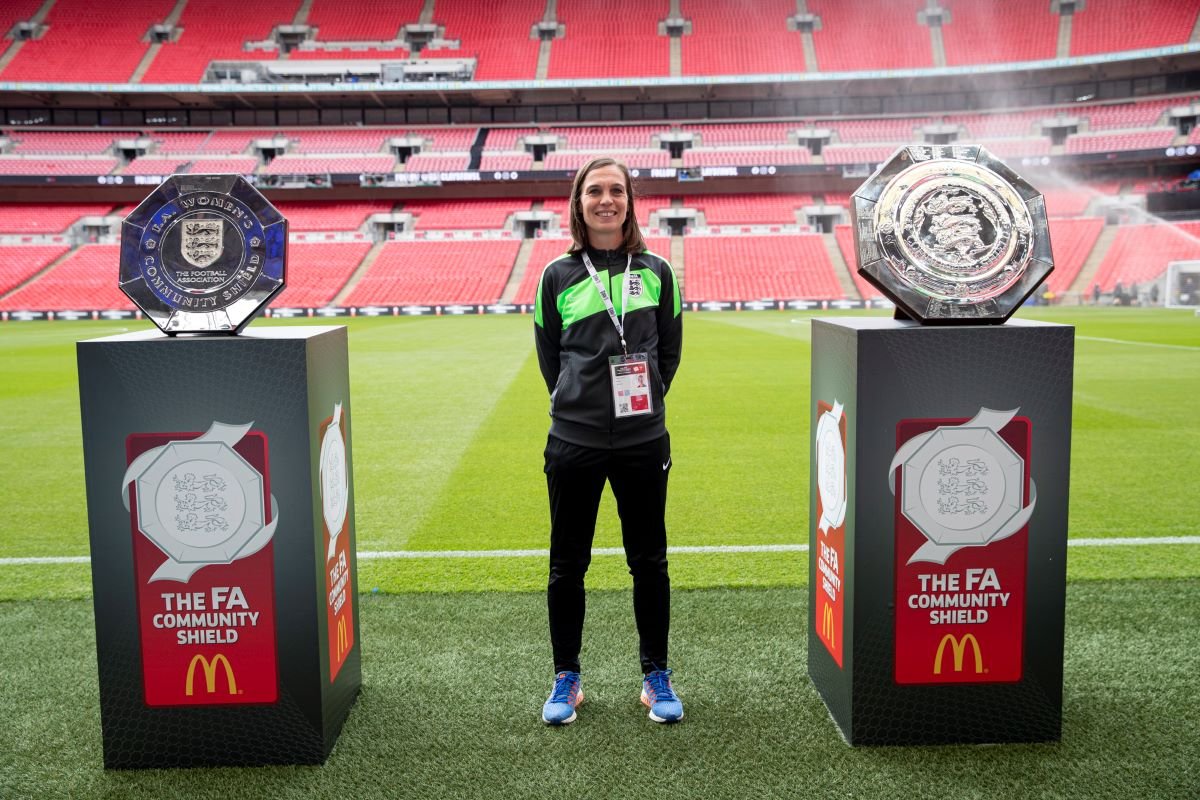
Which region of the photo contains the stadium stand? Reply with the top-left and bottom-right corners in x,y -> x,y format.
272,242 -> 372,308
304,0 -> 422,41
0,204 -> 113,234
1070,1 -> 1200,57
807,0 -> 932,72
0,158 -> 118,175
682,148 -> 810,167
1043,217 -> 1105,295
483,129 -> 541,150
510,235 -> 673,306
682,122 -> 796,146
975,137 -> 1053,158
181,157 -> 261,174
434,0 -> 543,81
341,239 -> 521,306
1064,129 -> 1176,155
549,0 -> 670,79
820,145 -> 897,165
0,244 -> 131,311
683,234 -> 843,301
264,154 -> 397,174
273,201 -> 392,231
139,0 -> 301,84
826,118 -> 931,145
1092,221 -> 1200,292
679,0 -> 805,76
6,131 -> 122,154
546,150 -> 671,171
687,194 -> 814,225
551,126 -> 665,149
403,153 -> 470,172
0,245 -> 71,297
940,0 -> 1059,66
122,158 -> 189,176
286,130 -> 390,154
478,153 -> 535,171
0,0 -> 174,83
402,200 -> 530,230
833,224 -> 884,301
949,111 -> 1045,139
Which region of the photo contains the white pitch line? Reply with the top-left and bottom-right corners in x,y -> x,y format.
3,538 -> 1200,567
1077,335 -> 1200,352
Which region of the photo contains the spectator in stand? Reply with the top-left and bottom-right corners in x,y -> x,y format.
1092,283 -> 1101,305
533,157 -> 684,727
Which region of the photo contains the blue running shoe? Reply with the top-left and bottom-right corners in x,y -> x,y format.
542,671 -> 583,725
641,669 -> 683,723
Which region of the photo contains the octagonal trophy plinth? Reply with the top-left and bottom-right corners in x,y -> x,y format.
851,145 -> 1053,325
120,174 -> 287,336
809,147 -> 1073,747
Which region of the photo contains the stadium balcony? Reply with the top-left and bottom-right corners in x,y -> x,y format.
807,0 -> 933,72
683,233 -> 843,302
1092,221 -> 1200,292
271,241 -> 372,308
340,238 -> 521,307
0,244 -> 132,311
682,148 -> 811,167
1070,1 -> 1200,56
402,200 -> 531,230
0,0 -> 170,83
940,0 -> 1059,66
0,244 -> 70,297
0,204 -> 114,235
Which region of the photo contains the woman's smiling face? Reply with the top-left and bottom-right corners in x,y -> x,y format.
579,164 -> 628,248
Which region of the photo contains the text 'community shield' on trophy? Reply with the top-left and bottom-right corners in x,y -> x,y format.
120,174 -> 287,335
851,145 -> 1053,325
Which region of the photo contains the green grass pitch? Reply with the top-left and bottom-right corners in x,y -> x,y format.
0,307 -> 1197,797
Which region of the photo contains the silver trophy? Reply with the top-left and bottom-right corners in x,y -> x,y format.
120,174 -> 287,335
851,145 -> 1053,324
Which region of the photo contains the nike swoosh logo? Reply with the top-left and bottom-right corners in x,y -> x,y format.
662,458 -> 671,471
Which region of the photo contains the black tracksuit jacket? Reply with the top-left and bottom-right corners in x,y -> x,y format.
534,246 -> 683,449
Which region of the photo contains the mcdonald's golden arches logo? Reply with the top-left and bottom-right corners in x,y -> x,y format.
821,602 -> 835,648
934,633 -> 983,675
185,653 -> 238,696
336,616 -> 349,660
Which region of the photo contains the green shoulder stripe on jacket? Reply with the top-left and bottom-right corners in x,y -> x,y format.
533,251 -> 573,328
643,249 -> 682,318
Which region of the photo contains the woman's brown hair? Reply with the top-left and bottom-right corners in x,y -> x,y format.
567,157 -> 648,255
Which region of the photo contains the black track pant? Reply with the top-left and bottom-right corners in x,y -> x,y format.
544,433 -> 671,675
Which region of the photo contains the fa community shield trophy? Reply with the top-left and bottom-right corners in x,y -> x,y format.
120,174 -> 287,335
851,145 -> 1053,324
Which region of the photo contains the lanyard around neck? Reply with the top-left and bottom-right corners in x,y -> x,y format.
580,251 -> 632,355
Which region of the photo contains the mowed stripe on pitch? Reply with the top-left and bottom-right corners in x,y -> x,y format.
5,536 -> 1200,566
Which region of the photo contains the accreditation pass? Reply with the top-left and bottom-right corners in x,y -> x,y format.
609,353 -> 653,418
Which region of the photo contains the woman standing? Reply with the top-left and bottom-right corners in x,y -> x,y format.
533,157 -> 684,725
